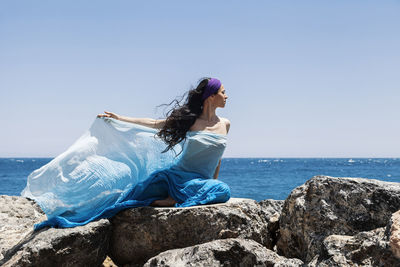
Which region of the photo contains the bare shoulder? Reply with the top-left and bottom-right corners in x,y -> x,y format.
219,117 -> 231,133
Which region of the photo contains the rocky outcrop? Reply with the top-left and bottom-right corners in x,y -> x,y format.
277,175 -> 400,262
0,195 -> 46,262
308,226 -> 400,266
259,199 -> 284,250
143,238 -> 303,267
109,198 -> 282,265
389,210 -> 400,258
4,175 -> 400,266
0,195 -> 111,267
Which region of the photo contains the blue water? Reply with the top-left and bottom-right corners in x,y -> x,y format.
1,158 -> 399,201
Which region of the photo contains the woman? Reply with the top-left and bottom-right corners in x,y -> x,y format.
22,77 -> 231,229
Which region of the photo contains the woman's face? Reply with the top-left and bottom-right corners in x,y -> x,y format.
213,85 -> 228,108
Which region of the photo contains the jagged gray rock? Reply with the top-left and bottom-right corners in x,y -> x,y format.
143,238 -> 304,267
5,175 -> 400,266
389,210 -> 400,258
308,226 -> 400,267
277,175 -> 400,262
259,199 -> 284,251
0,195 -> 111,267
0,195 -> 46,262
109,198 -> 282,265
258,199 -> 284,217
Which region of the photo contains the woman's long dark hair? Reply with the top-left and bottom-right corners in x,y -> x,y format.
157,77 -> 213,154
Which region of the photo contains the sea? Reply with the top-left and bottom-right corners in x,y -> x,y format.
1,158 -> 399,201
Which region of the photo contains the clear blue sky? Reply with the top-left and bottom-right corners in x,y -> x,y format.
1,1 -> 399,157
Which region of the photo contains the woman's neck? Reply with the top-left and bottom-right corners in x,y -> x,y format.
198,103 -> 218,122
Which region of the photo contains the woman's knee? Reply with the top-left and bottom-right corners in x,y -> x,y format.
209,180 -> 230,202
219,182 -> 231,201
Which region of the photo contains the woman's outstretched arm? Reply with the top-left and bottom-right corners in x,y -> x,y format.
97,111 -> 166,129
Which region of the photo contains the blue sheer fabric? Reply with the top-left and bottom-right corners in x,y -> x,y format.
21,118 -> 230,230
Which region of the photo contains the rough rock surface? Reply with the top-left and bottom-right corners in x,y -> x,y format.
6,175 -> 400,266
0,195 -> 111,267
277,175 -> 400,262
389,210 -> 400,258
0,195 -> 46,262
308,226 -> 400,267
102,256 -> 118,267
143,238 -> 304,267
258,199 -> 284,218
110,198 -> 282,265
258,199 -> 284,251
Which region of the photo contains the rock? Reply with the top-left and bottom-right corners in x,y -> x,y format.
277,176 -> 400,262
8,174 -> 400,266
308,226 -> 400,267
109,198 -> 281,265
0,195 -> 111,267
102,256 -> 118,267
0,195 -> 46,262
259,199 -> 284,251
389,210 -> 400,258
143,238 -> 304,267
258,199 -> 284,218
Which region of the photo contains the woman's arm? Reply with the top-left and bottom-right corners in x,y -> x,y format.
97,111 -> 166,129
213,160 -> 221,179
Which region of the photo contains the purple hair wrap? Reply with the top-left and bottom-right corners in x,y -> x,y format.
202,78 -> 222,101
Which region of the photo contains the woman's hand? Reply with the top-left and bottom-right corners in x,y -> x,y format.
97,111 -> 120,120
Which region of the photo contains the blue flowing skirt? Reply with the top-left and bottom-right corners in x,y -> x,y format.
34,168 -> 230,230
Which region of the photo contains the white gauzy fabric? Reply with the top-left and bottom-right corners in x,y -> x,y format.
21,118 -> 180,220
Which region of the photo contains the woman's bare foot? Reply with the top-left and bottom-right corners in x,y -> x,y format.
151,196 -> 177,207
